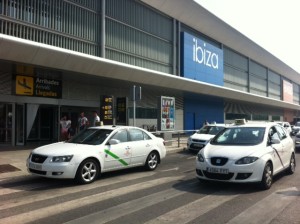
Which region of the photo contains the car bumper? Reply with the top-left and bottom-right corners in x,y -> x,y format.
187,142 -> 206,151
195,160 -> 264,183
26,159 -> 78,179
295,138 -> 300,148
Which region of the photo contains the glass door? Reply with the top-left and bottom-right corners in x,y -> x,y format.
0,103 -> 12,144
16,104 -> 25,145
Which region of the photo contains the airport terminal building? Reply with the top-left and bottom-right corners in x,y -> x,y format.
0,0 -> 300,146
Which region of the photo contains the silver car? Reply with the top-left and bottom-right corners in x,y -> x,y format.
187,124 -> 226,152
294,131 -> 300,148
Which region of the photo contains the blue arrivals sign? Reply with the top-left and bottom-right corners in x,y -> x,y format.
181,32 -> 224,86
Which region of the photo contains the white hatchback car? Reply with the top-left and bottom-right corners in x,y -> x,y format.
196,120 -> 296,190
27,126 -> 166,184
187,124 -> 226,152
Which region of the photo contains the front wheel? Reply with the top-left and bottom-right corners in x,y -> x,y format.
259,162 -> 273,190
75,159 -> 100,184
145,151 -> 159,171
286,154 -> 296,175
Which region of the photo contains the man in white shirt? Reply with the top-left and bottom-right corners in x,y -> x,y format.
92,111 -> 100,126
78,112 -> 88,131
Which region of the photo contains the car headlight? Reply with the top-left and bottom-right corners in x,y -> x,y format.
50,155 -> 73,163
197,153 -> 204,162
235,156 -> 258,165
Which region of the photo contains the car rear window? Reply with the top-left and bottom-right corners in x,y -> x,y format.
197,126 -> 225,135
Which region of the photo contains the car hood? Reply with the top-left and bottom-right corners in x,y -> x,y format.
202,143 -> 263,160
191,133 -> 215,141
31,142 -> 98,156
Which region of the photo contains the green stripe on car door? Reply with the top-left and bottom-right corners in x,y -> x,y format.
104,149 -> 129,166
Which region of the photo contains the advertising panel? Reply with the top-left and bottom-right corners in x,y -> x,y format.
15,75 -> 62,98
181,32 -> 224,86
101,95 -> 113,125
158,96 -> 175,131
282,80 -> 293,103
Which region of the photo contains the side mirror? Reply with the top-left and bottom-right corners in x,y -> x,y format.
108,139 -> 120,145
270,138 -> 280,144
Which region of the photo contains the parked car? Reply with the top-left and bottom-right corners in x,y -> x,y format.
196,119 -> 296,190
27,126 -> 166,184
276,121 -> 292,135
294,131 -> 300,149
291,121 -> 300,135
187,123 -> 226,152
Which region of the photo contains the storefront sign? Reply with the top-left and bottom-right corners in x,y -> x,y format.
158,96 -> 175,131
15,75 -> 62,98
181,32 -> 224,86
101,95 -> 113,125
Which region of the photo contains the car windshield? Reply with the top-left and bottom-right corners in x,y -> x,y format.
211,127 -> 265,145
68,129 -> 113,145
197,125 -> 225,135
296,122 -> 300,126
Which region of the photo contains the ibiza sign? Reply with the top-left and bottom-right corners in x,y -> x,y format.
181,32 -> 224,86
193,38 -> 219,69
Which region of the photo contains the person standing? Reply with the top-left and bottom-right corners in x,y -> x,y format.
60,115 -> 71,141
92,111 -> 100,126
78,112 -> 88,132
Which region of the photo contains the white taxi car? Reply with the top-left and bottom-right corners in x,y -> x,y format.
187,124 -> 226,152
27,126 -> 166,184
196,119 -> 296,190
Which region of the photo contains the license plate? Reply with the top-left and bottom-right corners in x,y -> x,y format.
194,143 -> 203,148
206,167 -> 229,174
29,163 -> 42,170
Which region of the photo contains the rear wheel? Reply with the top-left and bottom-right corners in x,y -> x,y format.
145,151 -> 159,171
286,154 -> 296,175
260,162 -> 273,190
75,159 -> 100,184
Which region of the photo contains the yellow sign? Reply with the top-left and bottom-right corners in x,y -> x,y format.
16,75 -> 34,95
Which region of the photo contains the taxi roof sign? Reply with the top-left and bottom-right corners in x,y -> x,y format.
234,119 -> 247,125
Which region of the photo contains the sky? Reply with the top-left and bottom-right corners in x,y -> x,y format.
195,0 -> 300,73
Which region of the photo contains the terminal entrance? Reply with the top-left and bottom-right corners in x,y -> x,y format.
27,105 -> 58,144
0,103 -> 12,145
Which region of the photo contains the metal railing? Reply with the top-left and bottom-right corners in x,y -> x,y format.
152,129 -> 196,148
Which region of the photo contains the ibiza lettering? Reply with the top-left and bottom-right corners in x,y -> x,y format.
193,38 -> 219,69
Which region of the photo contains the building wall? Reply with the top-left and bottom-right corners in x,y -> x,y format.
106,0 -> 174,73
0,0 -> 299,146
0,0 -> 101,55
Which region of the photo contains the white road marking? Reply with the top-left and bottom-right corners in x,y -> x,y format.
226,187 -> 299,224
145,190 -> 240,224
0,171 -> 155,210
160,167 -> 179,172
65,183 -> 199,224
0,176 -> 184,224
